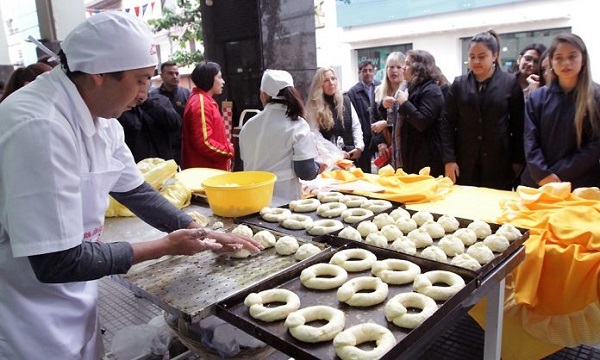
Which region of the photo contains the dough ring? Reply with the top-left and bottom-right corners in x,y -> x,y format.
337,276 -> 389,307
306,219 -> 344,235
301,263 -> 348,290
333,323 -> 396,360
289,198 -> 321,213
371,258 -> 421,285
244,289 -> 301,322
413,270 -> 466,301
341,208 -> 374,224
317,191 -> 345,203
330,248 -> 377,272
280,214 -> 313,230
316,202 -> 348,218
259,207 -> 291,222
285,305 -> 345,343
360,199 -> 393,214
340,194 -> 368,208
385,292 -> 438,329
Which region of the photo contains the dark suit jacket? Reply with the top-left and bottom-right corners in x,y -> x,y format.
440,68 -> 525,190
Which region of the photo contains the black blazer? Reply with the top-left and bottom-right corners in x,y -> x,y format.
440,68 -> 525,190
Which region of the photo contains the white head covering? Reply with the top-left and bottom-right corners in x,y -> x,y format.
61,11 -> 158,74
260,69 -> 294,99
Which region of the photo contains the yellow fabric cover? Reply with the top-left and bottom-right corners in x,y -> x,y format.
319,165 -> 453,204
470,183 -> 600,359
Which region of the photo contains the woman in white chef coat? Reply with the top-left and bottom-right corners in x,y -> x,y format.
239,70 -> 325,205
0,12 -> 262,360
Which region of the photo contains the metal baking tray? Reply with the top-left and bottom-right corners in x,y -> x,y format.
215,240 -> 478,360
234,195 -> 405,240
112,225 -> 330,323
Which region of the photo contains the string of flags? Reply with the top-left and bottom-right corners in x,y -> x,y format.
86,1 -> 157,18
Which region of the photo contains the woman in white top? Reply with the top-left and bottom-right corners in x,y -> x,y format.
240,70 -> 325,205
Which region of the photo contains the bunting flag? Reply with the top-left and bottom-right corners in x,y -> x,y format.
86,1 -> 157,18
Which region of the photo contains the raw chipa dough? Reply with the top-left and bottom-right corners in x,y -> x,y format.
280,214 -> 313,230
360,199 -> 393,214
285,305 -> 345,343
341,208 -> 374,224
420,245 -> 448,262
212,221 -> 224,230
380,224 -> 403,241
483,234 -> 510,253
364,232 -> 388,248
438,235 -> 465,257
407,228 -> 433,248
340,194 -> 368,208
389,208 -> 411,220
412,211 -> 434,226
244,289 -> 301,322
451,253 -> 482,271
395,217 -> 418,233
385,292 -> 437,329
453,228 -> 478,246
337,276 -> 389,307
371,258 -> 421,285
333,323 -> 396,360
306,219 -> 344,235
495,223 -> 522,242
259,207 -> 291,222
413,270 -> 466,301
301,263 -> 348,290
275,236 -> 299,255
420,220 -> 446,239
338,226 -> 362,241
288,198 -> 321,212
316,202 -> 347,218
437,214 -> 460,233
372,213 -> 395,229
317,191 -> 345,203
295,243 -> 321,260
253,230 -> 277,248
466,242 -> 495,264
330,248 -> 377,272
357,221 -> 379,238
232,224 -> 253,238
390,236 -> 417,255
467,219 -> 492,239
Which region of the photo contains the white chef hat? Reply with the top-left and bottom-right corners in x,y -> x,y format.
260,69 -> 294,99
61,11 -> 158,74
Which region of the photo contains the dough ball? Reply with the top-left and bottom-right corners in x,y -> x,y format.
295,243 -> 321,261
395,217 -> 418,233
373,213 -> 395,229
230,249 -> 252,258
365,232 -> 388,248
212,221 -> 224,230
495,224 -> 522,242
389,208 -> 411,220
407,228 -> 433,248
420,220 -> 445,239
437,214 -> 460,233
451,253 -> 482,271
357,221 -> 379,238
390,236 -> 417,255
453,228 -> 478,246
483,234 -> 510,253
467,220 -> 492,239
253,230 -> 277,248
231,224 -> 253,238
438,235 -> 465,257
275,236 -> 299,255
338,226 -> 362,241
411,211 -> 434,226
466,242 -> 495,265
380,224 -> 403,241
420,246 -> 447,262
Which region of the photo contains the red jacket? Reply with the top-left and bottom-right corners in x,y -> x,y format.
181,88 -> 234,170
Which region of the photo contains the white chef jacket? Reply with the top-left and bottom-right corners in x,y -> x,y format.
239,103 -> 317,205
0,67 -> 143,359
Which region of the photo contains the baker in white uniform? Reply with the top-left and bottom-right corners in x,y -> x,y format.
0,12 -> 262,359
239,70 -> 325,205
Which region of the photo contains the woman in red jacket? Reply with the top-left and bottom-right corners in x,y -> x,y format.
181,61 -> 234,170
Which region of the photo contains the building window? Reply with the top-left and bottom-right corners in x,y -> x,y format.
356,44 -> 412,82
460,27 -> 571,74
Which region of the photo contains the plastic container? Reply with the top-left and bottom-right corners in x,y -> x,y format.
201,171 -> 277,217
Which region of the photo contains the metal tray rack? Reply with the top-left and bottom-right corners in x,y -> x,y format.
215,240 -> 480,360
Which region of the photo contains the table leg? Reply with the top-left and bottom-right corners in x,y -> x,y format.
484,278 -> 505,360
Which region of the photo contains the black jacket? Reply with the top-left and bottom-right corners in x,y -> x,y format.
347,80 -> 380,152
118,92 -> 182,164
440,68 -> 525,190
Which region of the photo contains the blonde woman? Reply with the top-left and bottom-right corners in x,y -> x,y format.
306,67 -> 364,161
521,33 -> 600,188
369,51 -> 406,168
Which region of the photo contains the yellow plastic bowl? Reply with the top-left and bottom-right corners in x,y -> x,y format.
201,171 -> 277,217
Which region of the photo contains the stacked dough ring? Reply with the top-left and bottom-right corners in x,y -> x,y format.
340,194 -> 368,208
281,214 -> 313,230
413,270 -> 466,301
337,276 -> 389,307
289,198 -> 321,212
306,219 -> 344,235
371,258 -> 421,285
300,263 -> 348,290
385,292 -> 438,329
330,248 -> 377,272
360,199 -> 393,214
341,208 -> 373,224
244,289 -> 301,322
316,202 -> 347,218
285,305 -> 345,343
317,191 -> 345,203
259,207 -> 291,222
333,323 -> 396,360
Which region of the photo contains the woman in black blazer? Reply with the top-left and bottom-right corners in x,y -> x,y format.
440,30 -> 525,190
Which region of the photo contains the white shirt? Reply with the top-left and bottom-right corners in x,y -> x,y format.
239,103 -> 317,204
0,67 -> 143,359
